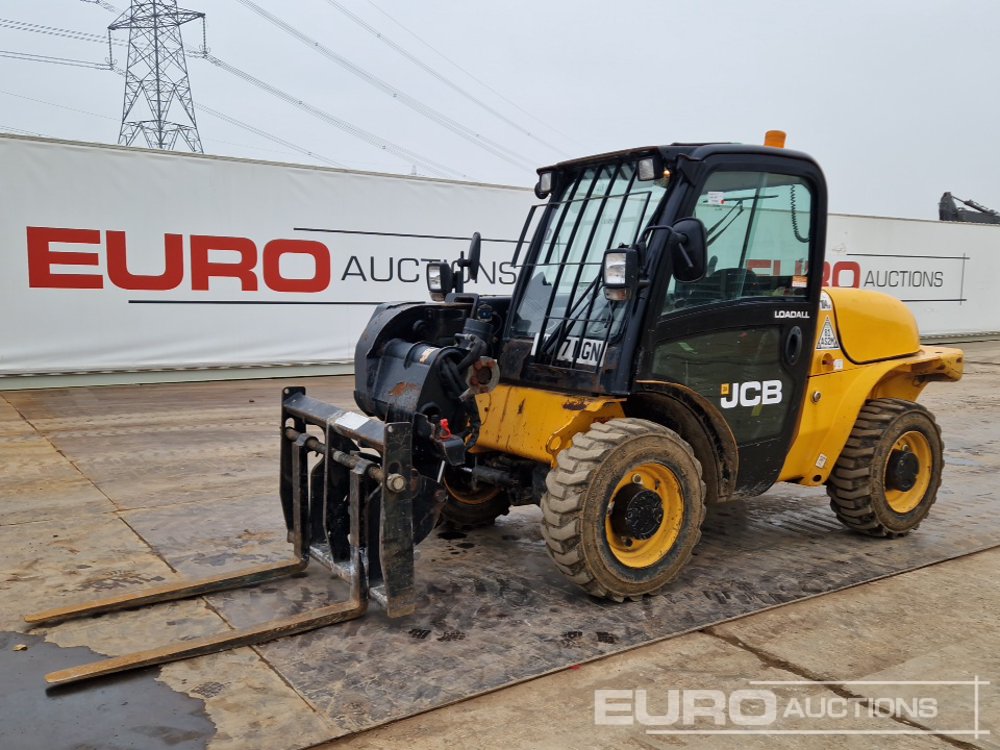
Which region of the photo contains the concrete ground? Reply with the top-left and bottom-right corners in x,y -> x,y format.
324,342 -> 1000,750
328,548 -> 998,750
1,342 -> 997,750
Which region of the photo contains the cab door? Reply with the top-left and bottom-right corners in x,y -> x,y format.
640,161 -> 825,495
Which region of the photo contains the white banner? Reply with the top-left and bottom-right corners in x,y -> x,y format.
0,135 -> 533,376
1,136 -> 998,379
824,213 -> 1000,335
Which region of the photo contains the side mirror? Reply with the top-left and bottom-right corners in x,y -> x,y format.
426,261 -> 454,302
669,217 -> 707,282
465,232 -> 481,282
602,247 -> 640,301
452,232 -> 482,293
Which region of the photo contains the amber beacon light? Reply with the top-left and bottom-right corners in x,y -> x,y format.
764,129 -> 787,148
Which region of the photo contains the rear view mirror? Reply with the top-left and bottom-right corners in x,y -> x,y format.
463,232 -> 481,282
669,217 -> 707,282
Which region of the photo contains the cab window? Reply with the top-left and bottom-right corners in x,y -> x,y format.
663,171 -> 813,312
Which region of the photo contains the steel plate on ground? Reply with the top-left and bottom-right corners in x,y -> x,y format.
126,480 -> 999,738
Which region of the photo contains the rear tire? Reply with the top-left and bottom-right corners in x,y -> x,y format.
827,398 -> 943,537
540,418 -> 706,601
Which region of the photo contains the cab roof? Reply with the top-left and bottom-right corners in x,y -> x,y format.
538,142 -> 816,175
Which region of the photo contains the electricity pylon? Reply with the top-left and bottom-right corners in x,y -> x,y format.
110,0 -> 205,152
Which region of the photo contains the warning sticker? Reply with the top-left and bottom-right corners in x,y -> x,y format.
335,412 -> 370,431
816,318 -> 839,350
819,291 -> 833,311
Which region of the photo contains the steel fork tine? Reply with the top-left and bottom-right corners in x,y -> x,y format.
44,594 -> 367,687
24,559 -> 308,627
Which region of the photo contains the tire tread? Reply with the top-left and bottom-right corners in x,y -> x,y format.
540,418 -> 706,600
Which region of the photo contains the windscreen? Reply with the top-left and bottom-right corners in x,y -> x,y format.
509,161 -> 667,369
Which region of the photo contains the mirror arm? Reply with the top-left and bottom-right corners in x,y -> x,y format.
675,238 -> 695,270
453,252 -> 466,294
640,224 -> 674,245
636,224 -> 675,269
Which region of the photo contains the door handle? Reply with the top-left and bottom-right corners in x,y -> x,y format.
784,325 -> 803,365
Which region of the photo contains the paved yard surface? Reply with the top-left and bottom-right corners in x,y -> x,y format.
1,342 -> 997,749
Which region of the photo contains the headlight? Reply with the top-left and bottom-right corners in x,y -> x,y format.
427,264 -> 443,292
604,252 -> 630,286
602,248 -> 639,302
535,170 -> 554,199
425,261 -> 453,301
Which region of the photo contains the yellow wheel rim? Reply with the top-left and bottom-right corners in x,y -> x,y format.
884,430 -> 932,513
605,462 -> 684,569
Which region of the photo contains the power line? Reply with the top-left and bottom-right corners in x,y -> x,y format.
0,25 -> 407,173
0,49 -> 110,69
0,17 -> 116,45
79,0 -> 121,13
197,51 -> 467,179
0,80 -> 343,167
1,14 -> 464,177
0,86 -> 118,120
364,0 -> 586,151
232,0 -> 534,171
318,0 -> 567,159
86,0 -> 574,158
0,123 -> 45,136
197,103 -> 346,167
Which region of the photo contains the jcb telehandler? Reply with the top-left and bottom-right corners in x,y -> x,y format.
29,131 -> 963,686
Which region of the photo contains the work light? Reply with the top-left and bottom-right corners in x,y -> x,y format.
426,261 -> 453,301
535,171 -> 554,199
637,157 -> 657,181
603,248 -> 638,301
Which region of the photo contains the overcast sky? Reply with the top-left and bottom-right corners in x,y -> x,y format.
1,0 -> 996,219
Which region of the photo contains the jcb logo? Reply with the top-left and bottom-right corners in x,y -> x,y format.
720,380 -> 783,409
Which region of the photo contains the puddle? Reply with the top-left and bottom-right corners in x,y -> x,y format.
945,456 -> 981,467
0,631 -> 215,750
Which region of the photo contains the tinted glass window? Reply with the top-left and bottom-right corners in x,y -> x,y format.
509,161 -> 666,369
664,171 -> 812,312
652,327 -> 791,442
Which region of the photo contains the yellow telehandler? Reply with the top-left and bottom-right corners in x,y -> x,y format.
29,131 -> 962,685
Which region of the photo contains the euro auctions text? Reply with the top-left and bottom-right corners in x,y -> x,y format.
594,679 -> 990,737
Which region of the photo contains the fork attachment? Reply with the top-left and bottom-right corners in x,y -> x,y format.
26,386 -> 418,687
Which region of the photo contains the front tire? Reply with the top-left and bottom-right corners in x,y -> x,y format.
440,466 -> 511,528
827,398 -> 943,537
540,418 -> 706,601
